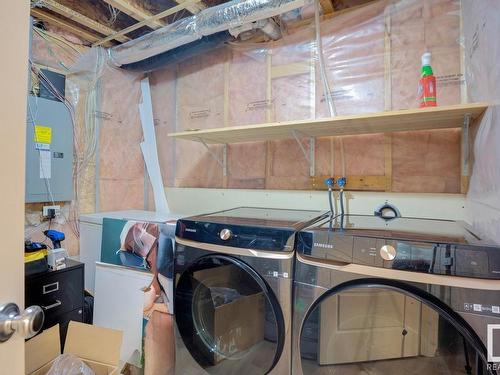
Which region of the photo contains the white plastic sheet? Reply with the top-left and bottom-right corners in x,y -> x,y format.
463,0 -> 500,243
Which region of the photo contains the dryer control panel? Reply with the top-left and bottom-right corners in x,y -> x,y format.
177,220 -> 296,252
177,207 -> 326,252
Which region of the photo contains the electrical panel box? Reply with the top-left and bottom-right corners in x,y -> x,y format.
26,95 -> 73,203
39,69 -> 65,102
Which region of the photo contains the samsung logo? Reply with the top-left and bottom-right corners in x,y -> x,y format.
185,228 -> 197,233
314,242 -> 333,249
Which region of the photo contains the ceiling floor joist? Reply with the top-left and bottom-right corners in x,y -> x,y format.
35,0 -> 129,43
31,8 -> 114,47
100,0 -> 165,29
175,0 -> 206,14
319,0 -> 334,13
93,0 -> 202,47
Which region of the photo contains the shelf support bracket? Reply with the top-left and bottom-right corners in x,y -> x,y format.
199,139 -> 227,177
291,130 -> 315,177
461,114 -> 471,193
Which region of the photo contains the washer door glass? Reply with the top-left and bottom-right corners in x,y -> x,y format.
300,286 -> 492,375
175,255 -> 284,374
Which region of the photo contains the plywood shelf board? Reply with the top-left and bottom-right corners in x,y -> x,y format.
168,103 -> 487,145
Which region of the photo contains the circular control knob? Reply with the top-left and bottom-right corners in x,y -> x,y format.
219,228 -> 232,241
380,245 -> 396,261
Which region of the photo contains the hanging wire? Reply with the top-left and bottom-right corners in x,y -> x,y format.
106,4 -> 120,26
27,29 -> 104,239
314,0 -> 336,117
313,0 -> 347,178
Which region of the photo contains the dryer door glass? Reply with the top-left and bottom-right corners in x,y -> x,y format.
175,255 -> 284,374
299,286 -> 491,375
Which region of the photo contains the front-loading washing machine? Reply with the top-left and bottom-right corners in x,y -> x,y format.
293,214 -> 500,375
172,207 -> 326,375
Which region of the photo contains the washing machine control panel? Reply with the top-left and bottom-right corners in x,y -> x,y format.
297,230 -> 500,279
379,244 -> 397,261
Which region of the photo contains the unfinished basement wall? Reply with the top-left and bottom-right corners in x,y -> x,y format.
27,27 -> 147,256
97,63 -> 146,212
149,0 -> 465,195
25,29 -> 90,256
463,0 -> 500,243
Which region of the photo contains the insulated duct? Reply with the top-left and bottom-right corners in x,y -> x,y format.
109,0 -> 312,68
120,32 -> 231,72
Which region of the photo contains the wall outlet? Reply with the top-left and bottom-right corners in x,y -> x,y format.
42,205 -> 61,217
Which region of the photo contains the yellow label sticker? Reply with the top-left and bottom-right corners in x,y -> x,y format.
34,125 -> 52,144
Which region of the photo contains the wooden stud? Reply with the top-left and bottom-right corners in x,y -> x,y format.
309,42 -> 316,120
286,1 -> 374,32
383,7 -> 392,192
459,0 -> 468,103
460,114 -> 471,194
174,0 -> 206,14
36,0 -> 129,43
270,62 -> 311,79
319,0 -> 335,14
460,176 -> 470,194
330,138 -> 335,176
311,175 -> 387,191
101,0 -> 165,29
224,59 -> 230,127
30,8 -> 114,47
93,0 -> 202,47
384,134 -> 392,191
384,4 -> 392,111
223,54 -> 230,189
265,51 -> 273,189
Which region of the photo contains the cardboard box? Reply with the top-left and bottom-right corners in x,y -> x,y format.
212,292 -> 265,364
194,265 -> 265,364
26,322 -> 123,375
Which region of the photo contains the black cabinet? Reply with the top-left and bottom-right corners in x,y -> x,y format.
25,259 -> 84,349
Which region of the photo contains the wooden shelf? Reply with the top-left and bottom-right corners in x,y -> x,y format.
168,103 -> 487,144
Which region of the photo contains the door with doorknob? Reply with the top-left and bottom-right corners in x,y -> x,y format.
0,0 -> 33,372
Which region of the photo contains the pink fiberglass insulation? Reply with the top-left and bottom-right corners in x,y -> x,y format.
141,0 -> 464,193
266,138 -> 311,190
226,46 -> 268,188
150,66 -> 177,188
228,142 -> 267,189
268,73 -> 314,189
317,0 -> 386,117
391,0 -> 461,110
98,64 -> 145,210
392,129 -> 461,193
310,1 -> 387,182
174,49 -> 226,188
229,46 -> 268,126
389,0 -> 462,193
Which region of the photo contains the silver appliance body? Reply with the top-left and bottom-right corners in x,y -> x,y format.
292,215 -> 500,375
173,207 -> 326,375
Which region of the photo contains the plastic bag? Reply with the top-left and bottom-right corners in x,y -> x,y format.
47,354 -> 95,375
209,287 -> 241,307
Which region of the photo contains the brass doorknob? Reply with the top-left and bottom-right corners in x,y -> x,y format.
0,303 -> 44,342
